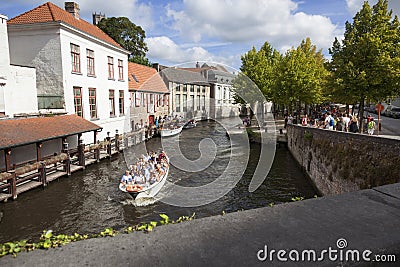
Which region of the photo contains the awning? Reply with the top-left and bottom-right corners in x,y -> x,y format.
0,114 -> 102,149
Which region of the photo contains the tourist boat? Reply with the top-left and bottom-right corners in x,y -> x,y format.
160,125 -> 184,137
119,158 -> 169,200
183,119 -> 197,129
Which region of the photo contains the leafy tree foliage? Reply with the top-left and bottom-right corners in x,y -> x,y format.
98,17 -> 151,66
232,42 -> 280,109
273,38 -> 328,113
328,0 -> 400,128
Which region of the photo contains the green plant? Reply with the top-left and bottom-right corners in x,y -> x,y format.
0,213 -> 196,258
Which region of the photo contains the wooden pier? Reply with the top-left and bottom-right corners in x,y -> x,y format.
0,130 -> 144,202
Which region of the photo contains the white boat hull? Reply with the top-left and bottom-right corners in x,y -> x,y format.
119,163 -> 169,200
160,126 -> 183,137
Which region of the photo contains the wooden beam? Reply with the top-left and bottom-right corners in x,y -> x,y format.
36,142 -> 42,162
5,148 -> 11,171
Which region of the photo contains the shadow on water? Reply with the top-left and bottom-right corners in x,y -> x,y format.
0,120 -> 317,243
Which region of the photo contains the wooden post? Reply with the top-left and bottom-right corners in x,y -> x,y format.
115,130 -> 120,152
95,141 -> 100,162
36,142 -> 42,162
62,142 -> 71,175
7,170 -> 17,200
5,148 -> 11,172
94,131 -> 98,159
39,161 -> 47,186
77,136 -> 85,168
106,132 -> 111,158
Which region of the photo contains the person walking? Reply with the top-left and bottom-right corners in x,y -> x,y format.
367,118 -> 376,135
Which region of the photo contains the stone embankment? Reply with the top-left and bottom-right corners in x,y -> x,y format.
287,125 -> 400,195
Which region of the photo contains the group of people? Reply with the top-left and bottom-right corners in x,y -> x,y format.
120,151 -> 169,189
295,112 -> 377,135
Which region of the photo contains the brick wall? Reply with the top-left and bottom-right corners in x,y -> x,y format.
287,125 -> 400,195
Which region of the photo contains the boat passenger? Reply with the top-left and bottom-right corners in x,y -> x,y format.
120,170 -> 132,185
156,164 -> 165,182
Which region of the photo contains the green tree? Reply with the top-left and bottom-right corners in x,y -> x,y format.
328,0 -> 400,130
232,42 -> 281,115
274,38 -> 328,115
97,17 -> 151,66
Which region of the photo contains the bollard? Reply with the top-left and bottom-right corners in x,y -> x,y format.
7,170 -> 17,200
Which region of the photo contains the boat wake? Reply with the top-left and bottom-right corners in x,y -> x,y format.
120,197 -> 157,207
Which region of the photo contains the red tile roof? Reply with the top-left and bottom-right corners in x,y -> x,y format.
128,62 -> 169,93
0,115 -> 101,149
8,2 -> 123,50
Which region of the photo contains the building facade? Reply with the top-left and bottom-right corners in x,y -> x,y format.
7,2 -> 131,141
181,63 -> 239,119
0,14 -> 38,118
159,68 -> 211,120
128,62 -> 169,131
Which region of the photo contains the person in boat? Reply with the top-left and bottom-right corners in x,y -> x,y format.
155,164 -> 165,182
133,171 -> 146,185
158,150 -> 167,163
120,170 -> 133,185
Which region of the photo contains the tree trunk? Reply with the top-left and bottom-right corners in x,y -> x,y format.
358,97 -> 365,133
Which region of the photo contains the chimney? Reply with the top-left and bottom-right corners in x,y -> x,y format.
92,12 -> 105,25
65,2 -> 80,19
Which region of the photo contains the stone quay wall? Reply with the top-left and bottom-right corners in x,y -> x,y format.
287,125 -> 400,195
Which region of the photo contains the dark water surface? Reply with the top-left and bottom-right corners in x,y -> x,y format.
0,120 -> 317,243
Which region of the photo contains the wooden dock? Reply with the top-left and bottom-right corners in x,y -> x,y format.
0,130 -> 142,202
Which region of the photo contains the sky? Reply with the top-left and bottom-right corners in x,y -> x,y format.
1,0 -> 400,70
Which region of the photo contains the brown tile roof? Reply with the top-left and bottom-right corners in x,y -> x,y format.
0,115 -> 101,149
7,2 -> 122,50
128,62 -> 169,93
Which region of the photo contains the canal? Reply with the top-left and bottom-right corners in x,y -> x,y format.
0,120 -> 317,243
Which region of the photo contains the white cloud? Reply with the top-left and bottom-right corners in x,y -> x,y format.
146,36 -> 238,67
165,0 -> 342,55
8,0 -> 154,30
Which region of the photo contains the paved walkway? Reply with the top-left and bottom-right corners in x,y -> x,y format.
1,183 -> 399,266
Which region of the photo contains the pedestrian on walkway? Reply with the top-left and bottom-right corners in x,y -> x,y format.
367,118 -> 376,135
349,116 -> 359,133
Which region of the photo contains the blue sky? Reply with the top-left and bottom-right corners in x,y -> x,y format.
1,0 -> 400,70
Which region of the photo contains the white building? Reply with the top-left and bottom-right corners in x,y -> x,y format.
7,2 -> 131,142
0,14 -> 38,118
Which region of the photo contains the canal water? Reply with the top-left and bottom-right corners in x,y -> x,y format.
0,120 -> 317,243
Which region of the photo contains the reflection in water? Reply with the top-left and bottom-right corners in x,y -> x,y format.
0,120 -> 317,243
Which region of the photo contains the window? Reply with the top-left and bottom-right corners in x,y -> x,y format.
119,90 -> 124,115
175,94 -> 180,112
135,92 -> 141,107
176,83 -> 180,92
190,95 -> 195,111
183,94 -> 187,112
109,90 -> 115,117
202,95 -> 206,110
164,94 -> 169,106
89,88 -> 97,119
108,56 -> 114,79
71,43 -> 81,73
197,85 -> 200,93
118,59 -> 124,81
148,94 -> 155,113
202,86 -> 206,93
183,84 -> 187,92
73,87 -> 83,117
197,95 -> 201,111
87,49 -> 95,76
190,85 -> 194,92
